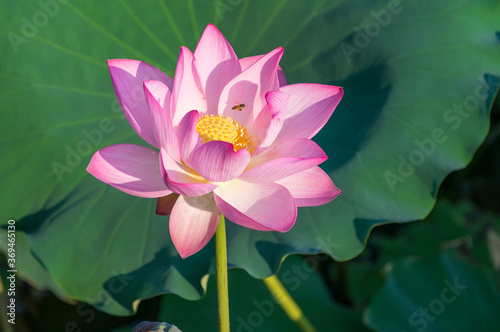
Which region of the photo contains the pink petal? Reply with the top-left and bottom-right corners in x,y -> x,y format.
156,193 -> 180,215
108,59 -> 173,148
194,24 -> 241,114
171,47 -> 207,127
239,55 -> 261,71
177,110 -> 202,167
170,193 -> 220,258
239,55 -> 287,87
192,141 -> 251,182
275,84 -> 343,143
142,79 -> 172,114
218,47 -> 283,129
87,144 -> 171,198
276,166 -> 342,207
143,80 -> 181,162
214,180 -> 296,232
160,150 -> 217,197
252,90 -> 289,155
239,138 -> 327,182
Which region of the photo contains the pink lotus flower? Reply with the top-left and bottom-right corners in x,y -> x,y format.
87,24 -> 343,258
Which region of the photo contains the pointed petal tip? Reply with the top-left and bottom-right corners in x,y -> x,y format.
206,22 -> 217,29
176,46 -> 190,61
143,79 -> 171,99
324,187 -> 342,205
265,47 -> 284,61
185,109 -> 200,118
177,249 -> 197,259
196,24 -> 227,52
86,149 -> 101,174
176,246 -> 198,259
203,23 -> 223,36
107,58 -> 138,69
85,157 -> 93,172
106,58 -> 117,66
85,161 -> 96,174
273,46 -> 284,57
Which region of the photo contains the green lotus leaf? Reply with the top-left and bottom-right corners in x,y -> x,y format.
1,0 -> 499,314
364,251 -> 500,331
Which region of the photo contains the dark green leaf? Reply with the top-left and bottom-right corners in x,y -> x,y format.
364,251 -> 500,331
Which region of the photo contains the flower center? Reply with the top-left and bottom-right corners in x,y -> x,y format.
195,114 -> 255,153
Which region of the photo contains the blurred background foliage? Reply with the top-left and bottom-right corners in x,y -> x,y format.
1,0 -> 500,331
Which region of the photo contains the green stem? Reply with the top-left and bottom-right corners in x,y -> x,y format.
215,215 -> 230,332
263,275 -> 317,332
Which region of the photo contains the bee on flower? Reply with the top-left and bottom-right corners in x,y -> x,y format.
231,103 -> 246,111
